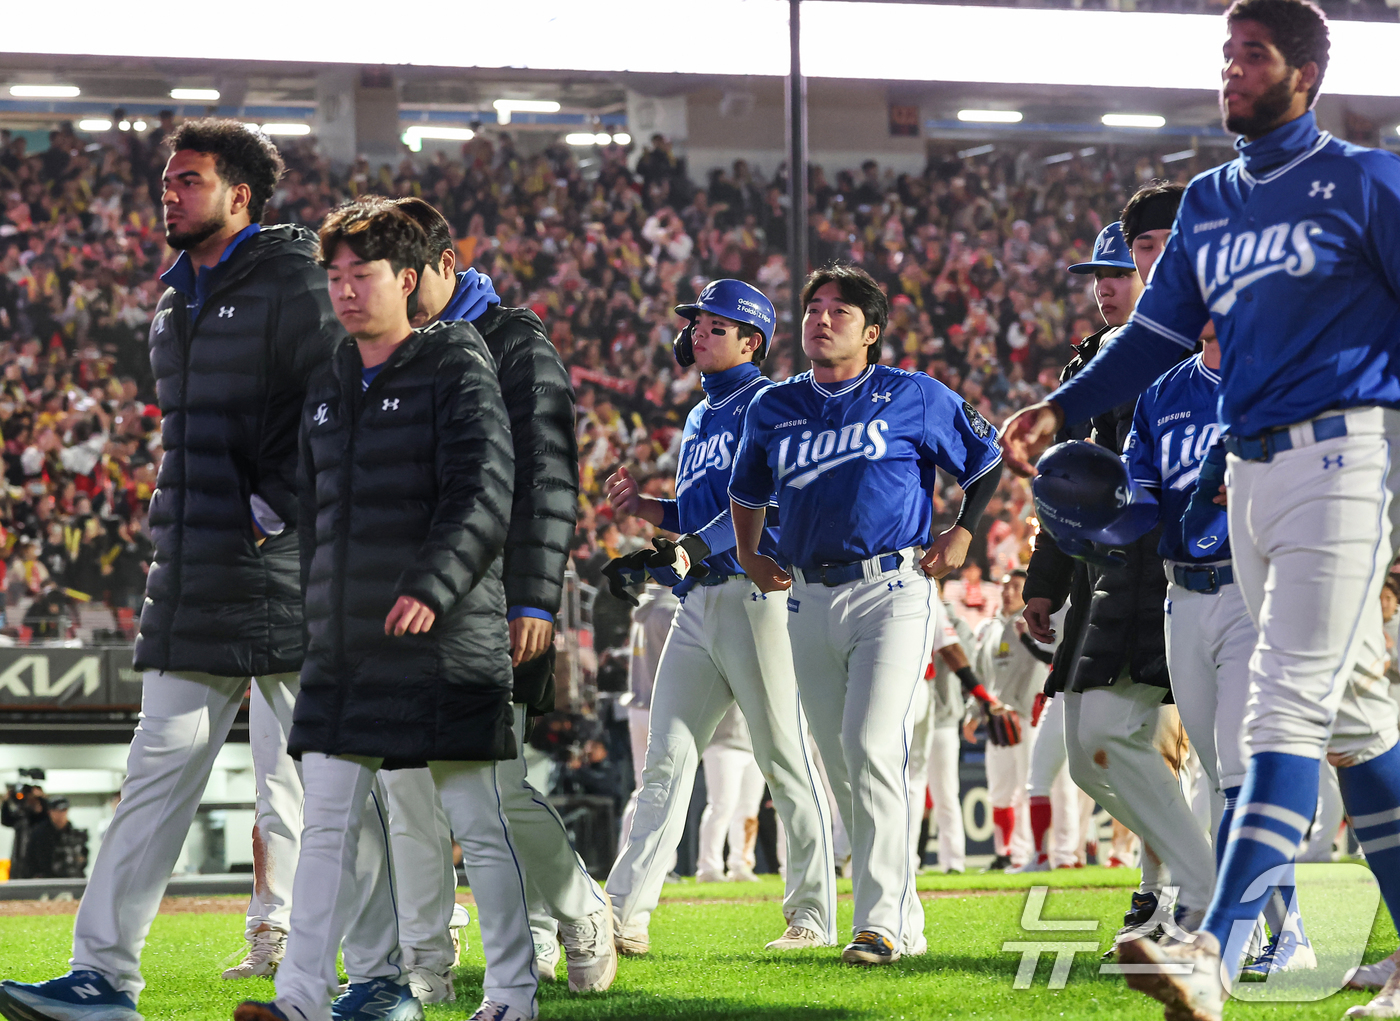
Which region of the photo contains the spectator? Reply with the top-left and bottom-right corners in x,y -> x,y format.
20,795 -> 89,879
1,777 -> 47,879
943,562 -> 1003,629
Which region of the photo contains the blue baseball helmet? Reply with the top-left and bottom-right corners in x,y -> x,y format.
1068,221 -> 1136,275
673,279 -> 776,367
1031,440 -> 1139,546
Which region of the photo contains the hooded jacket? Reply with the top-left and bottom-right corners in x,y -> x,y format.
135,224 -> 340,678
290,321 -> 517,763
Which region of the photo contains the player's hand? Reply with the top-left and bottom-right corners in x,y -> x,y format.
986,697 -> 1008,716
601,550 -> 651,607
741,554 -> 792,594
1213,483 -> 1227,507
386,596 -> 435,636
921,526 -> 972,579
1023,597 -> 1055,643
644,534 -> 711,587
1000,401 -> 1065,477
606,465 -> 641,518
962,718 -> 979,744
509,616 -> 554,666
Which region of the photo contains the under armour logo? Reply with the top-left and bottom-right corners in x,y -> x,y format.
217,306 -> 235,318
1309,181 -> 1336,200
1323,453 -> 1343,470
887,579 -> 904,591
71,985 -> 102,1000
313,403 -> 329,425
872,391 -> 893,403
750,591 -> 765,601
382,398 -> 400,411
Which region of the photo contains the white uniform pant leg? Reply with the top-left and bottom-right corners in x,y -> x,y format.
1049,760 -> 1080,868
500,704 -> 607,928
1166,586 -> 1224,798
1027,696 -> 1066,798
697,745 -> 750,877
377,767 -> 456,974
732,584 -> 837,939
274,754 -> 383,1021
605,593 -> 733,932
986,742 -> 1019,856
431,760 -> 537,1016
245,673 -> 303,939
730,756 -> 766,873
905,681 -> 934,866
339,777 -> 405,986
1227,423 -> 1398,764
1029,697 -> 1079,868
616,706 -> 651,852
1075,682 -> 1216,911
1299,760 -> 1344,861
928,727 -> 965,873
1011,726 -> 1036,864
70,671 -> 249,999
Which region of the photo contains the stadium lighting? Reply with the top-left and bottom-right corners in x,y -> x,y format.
9,84 -> 80,98
493,99 -> 561,125
261,123 -> 311,136
133,120 -> 147,131
118,120 -> 131,131
1162,148 -> 1197,163
958,110 -> 1022,124
612,132 -> 632,145
956,143 -> 996,159
401,125 -> 476,152
565,132 -> 600,146
1043,152 -> 1073,165
77,118 -> 111,131
170,88 -> 220,101
1102,113 -> 1166,128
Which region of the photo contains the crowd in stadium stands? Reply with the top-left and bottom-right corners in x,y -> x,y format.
931,0 -> 1399,18
0,116 -> 1203,647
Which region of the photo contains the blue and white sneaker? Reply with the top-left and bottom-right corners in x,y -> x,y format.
840,931 -> 900,966
1239,931 -> 1317,981
330,980 -> 423,1021
0,970 -> 141,1021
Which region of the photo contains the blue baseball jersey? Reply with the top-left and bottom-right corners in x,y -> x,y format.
657,363 -> 781,592
1123,354 -> 1229,563
1103,112 -> 1400,435
728,364 -> 1001,570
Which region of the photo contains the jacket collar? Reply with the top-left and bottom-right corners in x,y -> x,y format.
1235,111 -> 1329,184
160,223 -> 261,306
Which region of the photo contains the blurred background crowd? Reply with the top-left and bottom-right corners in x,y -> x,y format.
0,119 -> 1204,651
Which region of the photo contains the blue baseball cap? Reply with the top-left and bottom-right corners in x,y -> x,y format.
1068,221 -> 1137,275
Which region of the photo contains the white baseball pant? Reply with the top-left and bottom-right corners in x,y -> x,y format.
697,745 -> 765,877
986,724 -> 1036,863
245,673 -> 303,939
276,754 -> 537,1021
906,681 -> 966,873
617,585 -> 679,851
786,551 -> 931,953
618,705 -> 650,854
1227,407 -> 1400,766
70,670 -> 298,999
1063,681 -> 1216,911
606,578 -> 836,940
1026,695 -> 1088,868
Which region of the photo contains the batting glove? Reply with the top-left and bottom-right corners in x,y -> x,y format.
601,549 -> 651,607
644,534 -> 711,587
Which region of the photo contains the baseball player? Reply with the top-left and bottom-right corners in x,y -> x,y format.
1002,0 -> 1400,1013
1023,218 -> 1215,957
600,278 -> 838,956
696,704 -> 766,883
906,596 -> 1005,873
617,581 -> 681,853
975,570 -> 1052,870
729,263 -> 1003,965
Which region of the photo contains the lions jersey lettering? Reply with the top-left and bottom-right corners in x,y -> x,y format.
1124,354 -> 1229,563
1110,112 -> 1400,434
730,364 -> 1001,571
676,428 -> 735,498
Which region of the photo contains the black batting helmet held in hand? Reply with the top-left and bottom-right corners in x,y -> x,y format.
1031,440 -> 1134,545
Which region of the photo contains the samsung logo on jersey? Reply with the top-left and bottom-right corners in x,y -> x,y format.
1193,218 -> 1230,234
776,420 -> 890,490
773,418 -> 808,429
1196,221 -> 1320,315
1156,410 -> 1191,427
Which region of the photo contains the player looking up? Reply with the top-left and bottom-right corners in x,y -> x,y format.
600,279 -> 838,956
728,264 -> 1003,965
1001,0 -> 1400,1015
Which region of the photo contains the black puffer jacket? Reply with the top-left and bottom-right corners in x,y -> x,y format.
135,225 -> 339,677
472,305 -> 577,712
290,321 -> 517,764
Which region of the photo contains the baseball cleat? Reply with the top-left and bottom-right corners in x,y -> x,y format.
841,931 -> 900,966
765,925 -> 827,951
232,1002 -> 292,1021
535,937 -> 562,982
0,971 -> 143,1021
1118,929 -> 1225,1021
449,903 -> 472,964
1349,953 -> 1400,991
1239,931 -> 1315,981
1101,891 -> 1162,960
981,854 -> 1012,872
728,864 -> 760,883
559,899 -> 617,992
404,967 -> 454,1007
614,917 -> 650,957
694,868 -> 726,883
223,930 -> 287,980
466,1000 -> 535,1021
1348,964 -> 1400,1018
1007,855 -> 1051,874
330,979 -> 423,1020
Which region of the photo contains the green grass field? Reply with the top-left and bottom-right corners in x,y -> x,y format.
1,868 -> 1394,1020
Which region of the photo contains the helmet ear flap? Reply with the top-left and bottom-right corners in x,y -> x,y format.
673,323 -> 696,367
